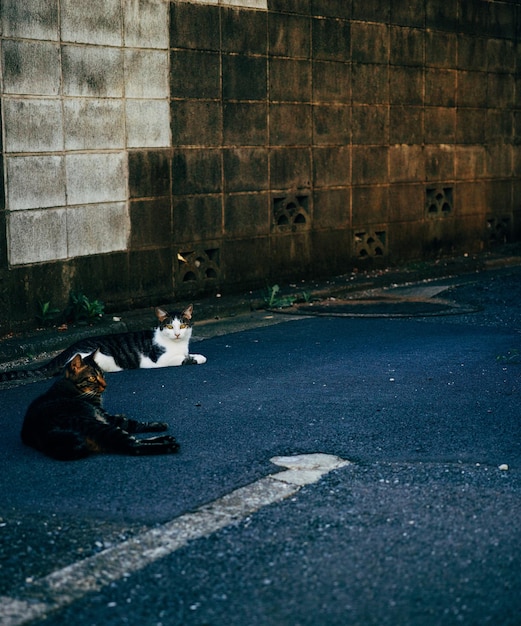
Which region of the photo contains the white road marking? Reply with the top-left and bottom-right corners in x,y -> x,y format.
0,454 -> 350,626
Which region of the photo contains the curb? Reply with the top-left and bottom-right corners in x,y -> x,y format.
1,247 -> 521,369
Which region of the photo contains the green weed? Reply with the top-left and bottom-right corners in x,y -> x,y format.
65,291 -> 105,325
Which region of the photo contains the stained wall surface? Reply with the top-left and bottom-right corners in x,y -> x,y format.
1,0 -> 521,330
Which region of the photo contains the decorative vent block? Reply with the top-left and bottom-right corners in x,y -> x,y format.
486,217 -> 510,244
426,187 -> 453,217
177,248 -> 220,284
354,230 -> 387,258
273,194 -> 310,232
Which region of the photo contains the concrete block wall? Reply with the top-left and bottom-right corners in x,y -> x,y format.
1,0 -> 521,331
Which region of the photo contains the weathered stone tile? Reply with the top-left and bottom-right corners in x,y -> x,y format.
351,105 -> 387,146
390,0 -> 424,28
222,7 -> 267,54
352,22 -> 389,64
224,193 -> 270,237
6,155 -> 66,211
424,107 -> 456,144
172,100 -> 222,147
3,98 -> 64,152
126,100 -> 170,148
425,1 -> 459,33
172,149 -> 222,195
269,12 -> 311,58
223,102 -> 267,146
170,50 -> 220,99
270,58 -> 311,102
456,109 -> 486,144
125,0 -> 169,49
455,146 -> 487,180
269,104 -> 312,145
390,106 -> 423,144
62,45 -> 124,97
223,148 -> 268,192
66,202 -> 129,257
1,0 -> 59,40
389,66 -> 423,106
425,68 -> 456,106
352,185 -> 389,225
170,2 -> 220,51
173,195 -> 222,243
389,145 -> 424,183
457,70 -> 488,108
352,146 -> 389,185
64,99 -> 125,150
130,198 -> 171,249
129,150 -> 171,199
314,105 -> 351,145
312,60 -> 350,104
65,153 -> 126,205
388,183 -> 424,222
424,145 -> 455,181
313,188 -> 350,229
313,145 -> 351,187
8,209 -> 67,265
270,146 -> 311,189
125,50 -> 169,99
61,0 -> 122,46
312,16 -> 350,62
352,63 -> 389,104
1,40 -> 61,95
390,26 -> 424,67
223,55 -> 267,101
425,31 -> 457,68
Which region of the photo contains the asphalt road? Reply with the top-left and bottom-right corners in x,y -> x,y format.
1,267 -> 520,625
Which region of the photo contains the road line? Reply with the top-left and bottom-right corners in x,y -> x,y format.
0,454 -> 350,626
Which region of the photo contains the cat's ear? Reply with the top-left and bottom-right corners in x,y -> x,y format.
155,307 -> 169,322
182,304 -> 193,320
85,349 -> 100,364
67,353 -> 84,376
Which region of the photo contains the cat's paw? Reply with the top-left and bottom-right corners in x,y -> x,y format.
181,356 -> 198,365
149,434 -> 180,453
190,354 -> 207,364
147,421 -> 168,432
166,437 -> 180,453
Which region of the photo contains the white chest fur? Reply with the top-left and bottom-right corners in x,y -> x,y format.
139,326 -> 206,368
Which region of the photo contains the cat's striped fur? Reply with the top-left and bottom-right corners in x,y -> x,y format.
1,305 -> 206,384
21,351 -> 180,460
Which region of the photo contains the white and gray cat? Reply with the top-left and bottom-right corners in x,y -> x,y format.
0,305 -> 206,384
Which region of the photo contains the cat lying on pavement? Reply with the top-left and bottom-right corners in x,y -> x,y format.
0,305 -> 206,384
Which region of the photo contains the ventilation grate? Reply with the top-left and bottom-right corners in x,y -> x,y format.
354,230 -> 387,259
177,248 -> 220,284
426,187 -> 453,217
273,194 -> 310,232
486,217 -> 510,244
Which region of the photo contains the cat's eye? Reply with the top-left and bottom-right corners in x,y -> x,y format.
180,323 -> 187,329
165,324 -> 173,329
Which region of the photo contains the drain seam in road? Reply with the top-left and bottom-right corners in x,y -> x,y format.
0,453 -> 349,626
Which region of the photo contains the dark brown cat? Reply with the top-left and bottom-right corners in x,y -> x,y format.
21,351 -> 180,460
